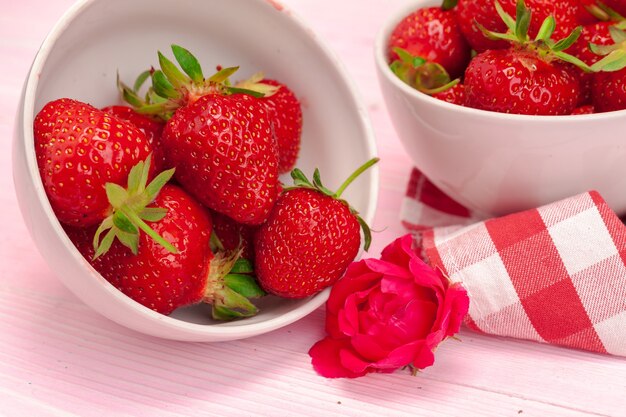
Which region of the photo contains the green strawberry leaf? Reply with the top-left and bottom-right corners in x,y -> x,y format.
609,25 -> 626,44
226,86 -> 266,98
93,228 -> 116,260
515,0 -> 532,41
495,1 -> 516,33
145,168 -> 176,202
553,51 -> 593,72
158,51 -> 189,89
208,66 -> 239,84
152,70 -> 180,100
357,216 -> 373,252
591,48 -> 626,72
230,258 -> 254,274
139,207 -> 168,222
552,26 -> 583,52
535,16 -> 556,42
224,274 -> 266,298
171,45 -> 204,83
106,183 -> 129,208
133,70 -> 152,93
116,230 -> 139,255
113,211 -> 138,234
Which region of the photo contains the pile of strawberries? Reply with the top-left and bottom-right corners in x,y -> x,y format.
388,0 -> 626,115
34,45 -> 376,320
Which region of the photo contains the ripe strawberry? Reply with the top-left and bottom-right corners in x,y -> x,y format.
388,6 -> 471,79
464,1 -> 589,115
570,21 -> 615,102
592,68 -> 626,111
211,210 -> 257,260
163,93 -> 279,225
432,83 -> 466,105
102,105 -> 166,170
67,184 -> 264,318
237,77 -> 302,174
455,0 -> 582,52
122,45 -> 281,225
588,26 -> 626,111
255,159 -> 378,299
34,98 -> 154,227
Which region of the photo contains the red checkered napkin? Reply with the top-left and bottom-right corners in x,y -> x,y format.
403,169 -> 626,356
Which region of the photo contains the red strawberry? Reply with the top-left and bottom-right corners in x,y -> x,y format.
122,45 -> 281,225
570,21 -> 615,102
455,0 -> 582,52
432,83 -> 466,105
464,1 -> 588,115
102,105 -> 166,170
34,98 -> 153,227
588,26 -> 626,111
255,159 -> 377,299
388,6 -> 471,79
211,210 -> 257,260
465,49 -> 582,114
67,184 -> 264,318
163,93 -> 279,225
592,67 -> 626,112
237,77 -> 303,174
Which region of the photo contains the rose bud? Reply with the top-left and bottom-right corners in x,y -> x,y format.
308,234 -> 469,378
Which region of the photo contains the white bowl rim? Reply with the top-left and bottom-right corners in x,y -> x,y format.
20,0 -> 380,338
374,0 -> 626,122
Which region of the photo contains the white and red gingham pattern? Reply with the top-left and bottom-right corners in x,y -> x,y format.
403,171 -> 626,356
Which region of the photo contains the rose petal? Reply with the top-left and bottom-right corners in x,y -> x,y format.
371,340 -> 430,371
411,341 -> 436,370
309,337 -> 368,378
408,257 -> 446,291
380,234 -> 414,268
440,283 -> 470,338
327,268 -> 380,314
339,345 -> 373,374
350,334 -> 390,362
363,258 -> 413,280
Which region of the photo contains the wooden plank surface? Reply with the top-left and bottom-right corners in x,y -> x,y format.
2,0 -> 626,416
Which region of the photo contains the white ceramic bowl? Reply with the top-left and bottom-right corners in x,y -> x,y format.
375,0 -> 626,217
13,0 -> 378,341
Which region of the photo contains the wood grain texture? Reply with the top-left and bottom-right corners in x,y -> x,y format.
2,0 -> 626,416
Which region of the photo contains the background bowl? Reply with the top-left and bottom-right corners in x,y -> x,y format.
375,0 -> 626,218
13,0 -> 378,341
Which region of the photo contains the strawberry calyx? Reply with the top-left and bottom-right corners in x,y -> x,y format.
389,47 -> 460,94
283,158 -> 379,251
585,1 -> 625,22
121,45 -> 278,120
203,250 -> 265,320
93,154 -> 177,259
590,25 -> 626,71
478,0 -> 592,71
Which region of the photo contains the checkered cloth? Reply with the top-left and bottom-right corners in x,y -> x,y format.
403,168 -> 626,356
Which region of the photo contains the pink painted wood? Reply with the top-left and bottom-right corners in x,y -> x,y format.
2,0 -> 625,416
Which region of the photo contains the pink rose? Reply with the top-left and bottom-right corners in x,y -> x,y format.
309,234 -> 469,378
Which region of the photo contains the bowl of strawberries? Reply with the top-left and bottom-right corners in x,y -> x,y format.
375,0 -> 626,217
13,0 -> 378,341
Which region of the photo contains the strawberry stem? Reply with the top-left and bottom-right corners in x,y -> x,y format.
334,158 -> 380,199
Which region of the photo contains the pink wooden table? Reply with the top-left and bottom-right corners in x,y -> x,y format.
3,1 -> 626,416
